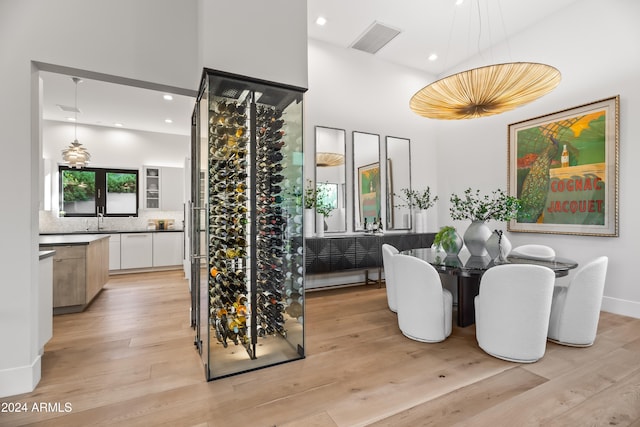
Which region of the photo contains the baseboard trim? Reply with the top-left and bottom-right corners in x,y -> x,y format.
0,355 -> 41,398
601,296 -> 640,319
109,265 -> 182,275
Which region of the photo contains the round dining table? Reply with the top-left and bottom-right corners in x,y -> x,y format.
400,248 -> 578,327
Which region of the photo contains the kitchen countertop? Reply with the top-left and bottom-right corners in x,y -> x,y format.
39,250 -> 56,260
39,229 -> 183,236
39,234 -> 111,246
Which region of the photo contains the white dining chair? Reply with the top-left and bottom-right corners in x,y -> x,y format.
381,243 -> 399,313
393,254 -> 452,343
547,256 -> 608,347
474,264 -> 555,363
510,244 -> 556,260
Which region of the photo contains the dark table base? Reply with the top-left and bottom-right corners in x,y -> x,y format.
457,275 -> 481,327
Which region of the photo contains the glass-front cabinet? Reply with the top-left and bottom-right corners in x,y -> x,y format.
144,167 -> 160,209
191,69 -> 306,380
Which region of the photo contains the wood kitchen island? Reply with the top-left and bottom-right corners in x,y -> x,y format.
39,234 -> 110,315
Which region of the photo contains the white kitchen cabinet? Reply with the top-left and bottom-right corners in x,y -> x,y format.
160,167 -> 184,211
120,233 -> 153,269
144,167 -> 160,209
153,232 -> 184,267
143,166 -> 184,211
108,233 -> 121,271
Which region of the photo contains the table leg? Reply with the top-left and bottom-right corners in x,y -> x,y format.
457,275 -> 481,327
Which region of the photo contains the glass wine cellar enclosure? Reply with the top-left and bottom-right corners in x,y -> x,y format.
191,69 -> 306,380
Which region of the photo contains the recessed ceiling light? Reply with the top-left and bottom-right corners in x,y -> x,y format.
163,94 -> 173,101
165,119 -> 173,124
455,0 -> 464,5
316,16 -> 327,26
114,123 -> 123,127
428,53 -> 438,61
67,117 -> 76,122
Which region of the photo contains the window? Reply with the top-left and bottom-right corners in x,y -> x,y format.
59,166 -> 139,217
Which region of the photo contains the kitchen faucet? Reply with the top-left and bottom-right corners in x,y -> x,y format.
97,212 -> 104,231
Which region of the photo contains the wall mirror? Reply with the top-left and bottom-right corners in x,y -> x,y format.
353,131 -> 380,231
386,136 -> 412,230
315,126 -> 347,233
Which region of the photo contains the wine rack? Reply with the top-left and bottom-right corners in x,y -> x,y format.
192,69 -> 306,380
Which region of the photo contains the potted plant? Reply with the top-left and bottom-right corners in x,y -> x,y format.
304,180 -> 334,237
433,226 -> 463,257
395,187 -> 438,233
449,188 -> 521,256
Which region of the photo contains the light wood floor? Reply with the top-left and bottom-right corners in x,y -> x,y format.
2,271 -> 640,427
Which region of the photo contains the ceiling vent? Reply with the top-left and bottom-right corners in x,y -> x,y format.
350,21 -> 401,54
57,104 -> 80,113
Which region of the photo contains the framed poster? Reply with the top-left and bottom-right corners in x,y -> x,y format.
508,96 -> 619,236
358,162 -> 381,223
386,159 -> 394,226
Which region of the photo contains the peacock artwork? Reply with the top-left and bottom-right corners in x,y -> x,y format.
508,96 -> 619,236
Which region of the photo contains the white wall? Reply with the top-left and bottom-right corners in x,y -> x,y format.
306,39 -> 440,232
43,121 -> 189,170
433,0 -> 640,317
0,0 -> 198,399
40,120 -> 189,232
197,0 -> 308,89
306,0 -> 640,315
0,0 -> 307,398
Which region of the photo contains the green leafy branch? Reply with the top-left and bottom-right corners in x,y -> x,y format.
394,187 -> 438,210
449,188 -> 521,222
304,179 -> 334,217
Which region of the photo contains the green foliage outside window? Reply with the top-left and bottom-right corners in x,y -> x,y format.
62,170 -> 137,202
107,173 -> 137,193
62,170 -> 95,202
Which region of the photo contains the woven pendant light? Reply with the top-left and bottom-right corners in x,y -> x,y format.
62,139 -> 91,168
410,62 -> 561,120
316,152 -> 345,167
62,77 -> 91,168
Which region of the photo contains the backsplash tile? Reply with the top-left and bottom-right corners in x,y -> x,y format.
39,210 -> 184,233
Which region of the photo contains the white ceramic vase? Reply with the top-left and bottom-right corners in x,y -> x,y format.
463,220 -> 492,256
413,210 -> 428,233
304,209 -> 315,238
486,230 -> 512,262
316,214 -> 325,238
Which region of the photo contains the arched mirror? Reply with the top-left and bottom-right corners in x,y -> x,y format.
386,136 -> 411,230
315,126 -> 346,233
353,131 -> 381,231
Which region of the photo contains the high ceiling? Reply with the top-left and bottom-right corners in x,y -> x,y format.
307,0 -> 580,75
41,0 -> 580,137
40,71 -> 195,137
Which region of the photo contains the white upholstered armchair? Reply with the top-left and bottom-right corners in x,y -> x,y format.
475,264 -> 555,363
510,244 -> 556,260
547,256 -> 608,347
381,244 -> 399,313
393,254 -> 452,343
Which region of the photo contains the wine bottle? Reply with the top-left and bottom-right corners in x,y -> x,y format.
561,144 -> 569,167
234,126 -> 246,138
225,103 -> 236,115
213,181 -> 227,193
228,158 -> 248,169
216,100 -> 228,113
